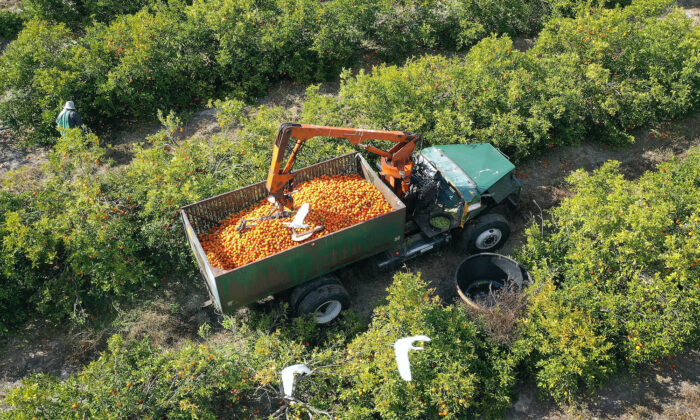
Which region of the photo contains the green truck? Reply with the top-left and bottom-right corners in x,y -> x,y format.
181,125 -> 521,323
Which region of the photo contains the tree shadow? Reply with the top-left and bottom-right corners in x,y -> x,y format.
508,351 -> 700,419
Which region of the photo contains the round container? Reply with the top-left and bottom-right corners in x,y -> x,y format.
455,253 -> 532,310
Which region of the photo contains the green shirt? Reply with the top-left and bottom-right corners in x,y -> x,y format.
56,109 -> 83,135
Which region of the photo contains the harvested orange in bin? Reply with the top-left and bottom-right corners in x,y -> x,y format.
200,174 -> 393,270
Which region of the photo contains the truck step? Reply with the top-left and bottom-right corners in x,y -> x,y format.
377,233 -> 452,270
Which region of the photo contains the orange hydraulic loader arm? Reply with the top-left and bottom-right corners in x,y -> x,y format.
266,123 -> 419,210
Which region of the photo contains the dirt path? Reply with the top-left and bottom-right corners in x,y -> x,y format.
509,351 -> 700,419
0,278 -> 215,407
680,0 -> 700,25
0,127 -> 48,174
96,80 -> 334,167
0,0 -> 21,9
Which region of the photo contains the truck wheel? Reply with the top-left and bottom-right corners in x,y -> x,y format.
290,275 -> 350,324
462,213 -> 510,253
297,284 -> 350,324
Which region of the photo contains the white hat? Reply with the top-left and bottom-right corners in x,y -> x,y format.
64,101 -> 76,110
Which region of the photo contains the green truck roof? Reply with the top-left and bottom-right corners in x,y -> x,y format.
420,144 -> 515,197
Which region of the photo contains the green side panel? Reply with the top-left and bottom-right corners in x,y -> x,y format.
422,144 -> 515,192
215,209 -> 404,310
488,173 -> 519,204
180,153 -> 406,312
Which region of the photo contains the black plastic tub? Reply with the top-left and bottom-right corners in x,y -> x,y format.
455,253 -> 532,310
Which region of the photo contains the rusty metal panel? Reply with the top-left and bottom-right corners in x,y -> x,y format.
180,153 -> 406,312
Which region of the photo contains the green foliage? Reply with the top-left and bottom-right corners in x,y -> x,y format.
209,97 -> 245,131
21,0 -> 155,30
533,0 -> 698,143
1,0 -> 616,143
5,334 -> 256,419
1,0 -> 698,332
338,272 -> 515,419
0,129 -> 155,329
514,280 -> 616,401
545,0 -> 633,18
514,149 -> 700,401
0,9 -> 24,39
302,0 -> 697,160
5,272 -> 516,418
0,19 -> 78,142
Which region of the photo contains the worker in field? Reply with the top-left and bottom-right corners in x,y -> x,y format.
56,101 -> 83,136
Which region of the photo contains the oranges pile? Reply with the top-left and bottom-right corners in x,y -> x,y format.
200,174 -> 393,270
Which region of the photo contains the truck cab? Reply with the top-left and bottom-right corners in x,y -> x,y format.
419,143 -> 521,223
182,123 -> 523,323
382,143 -> 521,268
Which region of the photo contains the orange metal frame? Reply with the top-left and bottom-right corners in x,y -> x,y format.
266,123 -> 419,209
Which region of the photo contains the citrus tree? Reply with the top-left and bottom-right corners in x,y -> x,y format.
514,149 -> 700,400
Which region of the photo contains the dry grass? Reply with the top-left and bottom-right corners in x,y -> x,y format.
462,281 -> 527,346
0,0 -> 21,11
0,165 -> 47,193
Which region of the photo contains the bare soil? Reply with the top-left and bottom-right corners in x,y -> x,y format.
0,278 -> 216,407
509,351 -> 700,419
679,1 -> 700,25
0,127 -> 48,176
0,0 -> 21,11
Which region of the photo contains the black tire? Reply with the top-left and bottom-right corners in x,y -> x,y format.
296,283 -> 350,324
461,213 -> 511,253
289,275 -> 341,312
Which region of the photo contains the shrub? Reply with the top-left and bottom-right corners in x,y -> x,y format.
0,19 -> 78,142
0,129 -> 155,327
514,279 -> 616,401
5,272 -> 516,419
0,9 -> 23,39
0,0 -> 624,143
337,272 -> 516,419
3,299 -> 364,418
302,0 -> 698,160
533,0 -> 700,143
4,334 -> 257,418
21,0 -> 155,30
79,5 -> 217,130
514,149 -> 700,401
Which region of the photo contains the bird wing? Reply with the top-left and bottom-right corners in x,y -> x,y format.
281,364 -> 312,397
284,203 -> 310,229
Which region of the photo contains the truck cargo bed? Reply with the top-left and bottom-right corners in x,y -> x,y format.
180,153 -> 406,312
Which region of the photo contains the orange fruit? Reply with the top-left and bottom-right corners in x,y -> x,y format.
200,175 -> 392,270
